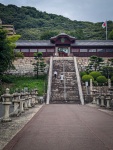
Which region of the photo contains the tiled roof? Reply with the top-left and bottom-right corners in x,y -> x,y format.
73,40 -> 113,46
16,40 -> 113,47
50,33 -> 75,39
16,40 -> 55,46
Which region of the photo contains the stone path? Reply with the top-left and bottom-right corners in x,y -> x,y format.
0,104 -> 43,150
2,104 -> 113,150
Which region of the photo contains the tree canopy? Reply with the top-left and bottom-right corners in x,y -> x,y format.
0,3 -> 113,40
0,29 -> 20,74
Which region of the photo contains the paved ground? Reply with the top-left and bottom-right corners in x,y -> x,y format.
2,104 -> 113,150
0,104 -> 43,150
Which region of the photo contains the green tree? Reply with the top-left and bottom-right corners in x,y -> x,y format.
40,30 -> 59,40
101,66 -> 113,78
89,55 -> 104,71
33,52 -> 46,78
0,29 -> 20,75
108,30 -> 113,40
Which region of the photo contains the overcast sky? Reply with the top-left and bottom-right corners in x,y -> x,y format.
0,0 -> 113,23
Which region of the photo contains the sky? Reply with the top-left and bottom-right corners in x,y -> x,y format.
0,0 -> 113,23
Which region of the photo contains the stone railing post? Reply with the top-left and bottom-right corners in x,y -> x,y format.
1,88 -> 12,122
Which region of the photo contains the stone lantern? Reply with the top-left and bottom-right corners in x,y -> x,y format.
31,90 -> 36,107
100,93 -> 105,107
105,93 -> 111,109
28,91 -> 32,108
34,88 -> 38,104
92,89 -> 98,104
20,89 -> 26,112
2,88 -> 12,122
24,92 -> 29,110
12,91 -> 21,116
96,94 -> 100,106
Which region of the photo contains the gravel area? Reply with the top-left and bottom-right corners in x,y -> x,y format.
0,104 -> 43,150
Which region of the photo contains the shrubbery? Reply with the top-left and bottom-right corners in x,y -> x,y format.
96,76 -> 107,84
0,75 -> 14,83
15,52 -> 24,58
89,71 -> 101,80
80,71 -> 87,77
82,75 -> 94,82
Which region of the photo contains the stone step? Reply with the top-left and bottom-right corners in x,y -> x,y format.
50,59 -> 80,104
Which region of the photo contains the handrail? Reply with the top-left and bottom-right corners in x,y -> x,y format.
46,57 -> 53,104
73,57 -> 84,105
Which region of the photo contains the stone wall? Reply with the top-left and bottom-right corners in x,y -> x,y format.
6,57 -> 49,76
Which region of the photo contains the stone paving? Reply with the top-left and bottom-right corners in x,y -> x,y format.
0,104 -> 43,150
2,104 -> 113,150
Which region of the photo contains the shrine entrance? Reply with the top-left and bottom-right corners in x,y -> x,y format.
58,47 -> 69,57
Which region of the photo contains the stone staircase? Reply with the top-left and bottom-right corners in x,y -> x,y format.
50,58 -> 80,104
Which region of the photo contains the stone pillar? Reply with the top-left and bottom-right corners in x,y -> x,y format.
68,47 -> 70,56
2,88 -> 12,122
108,79 -> 111,89
90,79 -> 93,95
12,92 -> 21,116
55,47 -> 58,56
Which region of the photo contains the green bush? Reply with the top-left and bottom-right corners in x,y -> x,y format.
80,71 -> 87,77
0,75 -> 14,83
93,80 -> 98,86
96,76 -> 107,84
82,75 -> 94,82
89,71 -> 101,80
15,52 -> 24,58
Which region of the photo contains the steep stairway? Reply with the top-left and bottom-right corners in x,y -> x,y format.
50,58 -> 80,104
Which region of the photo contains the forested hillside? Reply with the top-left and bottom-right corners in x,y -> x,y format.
0,3 -> 113,40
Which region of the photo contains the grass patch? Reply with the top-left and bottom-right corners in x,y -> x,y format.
1,75 -> 47,96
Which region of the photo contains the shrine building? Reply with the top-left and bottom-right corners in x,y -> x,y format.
15,33 -> 113,57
